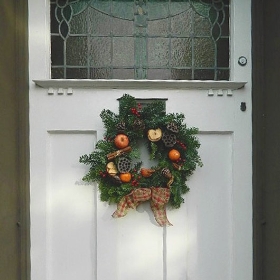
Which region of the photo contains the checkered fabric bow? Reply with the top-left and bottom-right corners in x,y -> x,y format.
112,186 -> 172,226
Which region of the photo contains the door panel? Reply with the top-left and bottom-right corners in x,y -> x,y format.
166,133 -> 233,280
30,88 -> 251,280
47,131 -> 97,280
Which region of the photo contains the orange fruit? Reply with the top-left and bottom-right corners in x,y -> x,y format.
168,149 -> 181,161
119,172 -> 132,183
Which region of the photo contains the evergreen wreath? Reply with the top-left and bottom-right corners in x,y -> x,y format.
80,94 -> 202,226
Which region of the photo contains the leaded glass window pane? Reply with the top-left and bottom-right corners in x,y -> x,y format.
50,0 -> 230,80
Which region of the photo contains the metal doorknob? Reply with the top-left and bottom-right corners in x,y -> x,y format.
238,56 -> 247,66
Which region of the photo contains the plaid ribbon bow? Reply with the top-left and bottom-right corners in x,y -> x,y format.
112,187 -> 172,226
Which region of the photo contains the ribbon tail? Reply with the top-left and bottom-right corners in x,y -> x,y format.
112,192 -> 138,218
151,201 -> 172,226
151,187 -> 173,226
112,188 -> 151,219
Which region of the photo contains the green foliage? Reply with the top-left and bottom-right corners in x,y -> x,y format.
80,94 -> 202,208
150,142 -> 158,160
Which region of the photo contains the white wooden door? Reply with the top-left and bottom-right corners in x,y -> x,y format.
29,1 -> 252,280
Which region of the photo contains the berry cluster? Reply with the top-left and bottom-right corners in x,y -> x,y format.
99,171 -> 107,178
130,170 -> 142,187
176,140 -> 187,150
131,179 -> 139,187
104,136 -> 114,142
175,157 -> 186,164
130,103 -> 142,117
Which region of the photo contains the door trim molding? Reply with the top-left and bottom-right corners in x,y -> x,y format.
252,1 -> 265,279
33,79 -> 247,90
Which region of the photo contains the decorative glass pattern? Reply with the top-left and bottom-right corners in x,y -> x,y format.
51,0 -> 230,80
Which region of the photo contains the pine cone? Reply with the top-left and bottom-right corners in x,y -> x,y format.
167,122 -> 179,133
133,119 -> 145,130
116,121 -> 126,132
162,168 -> 172,179
110,175 -> 122,185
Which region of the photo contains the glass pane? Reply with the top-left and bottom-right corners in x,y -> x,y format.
61,5 -> 72,21
51,4 -> 59,34
171,9 -> 193,36
90,68 -> 112,79
51,36 -> 64,65
147,1 -> 169,20
113,37 -> 134,67
135,36 -> 147,69
221,6 -> 229,36
171,38 -> 192,67
169,1 -> 190,18
194,13 -> 212,36
147,18 -> 169,36
212,22 -> 222,41
217,38 -> 229,67
89,37 -> 111,67
66,36 -> 88,66
111,1 -> 134,20
171,69 -> 192,80
89,1 -> 111,17
51,68 -> 64,79
194,69 -> 214,80
217,69 -> 230,80
112,17 -> 134,36
113,69 -> 134,79
59,20 -> 70,39
194,38 -> 215,67
148,38 -> 169,67
147,69 -> 171,80
66,68 -> 88,79
88,8 -> 111,35
70,9 -> 88,34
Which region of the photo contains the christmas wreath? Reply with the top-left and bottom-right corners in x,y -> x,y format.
80,94 -> 202,226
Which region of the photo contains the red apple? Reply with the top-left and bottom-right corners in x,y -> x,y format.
114,134 -> 129,149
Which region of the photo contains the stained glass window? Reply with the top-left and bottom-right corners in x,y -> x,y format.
50,0 -> 230,80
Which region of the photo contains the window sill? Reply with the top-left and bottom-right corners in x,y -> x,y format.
33,79 -> 246,90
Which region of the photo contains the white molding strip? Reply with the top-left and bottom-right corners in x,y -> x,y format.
33,79 -> 247,90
